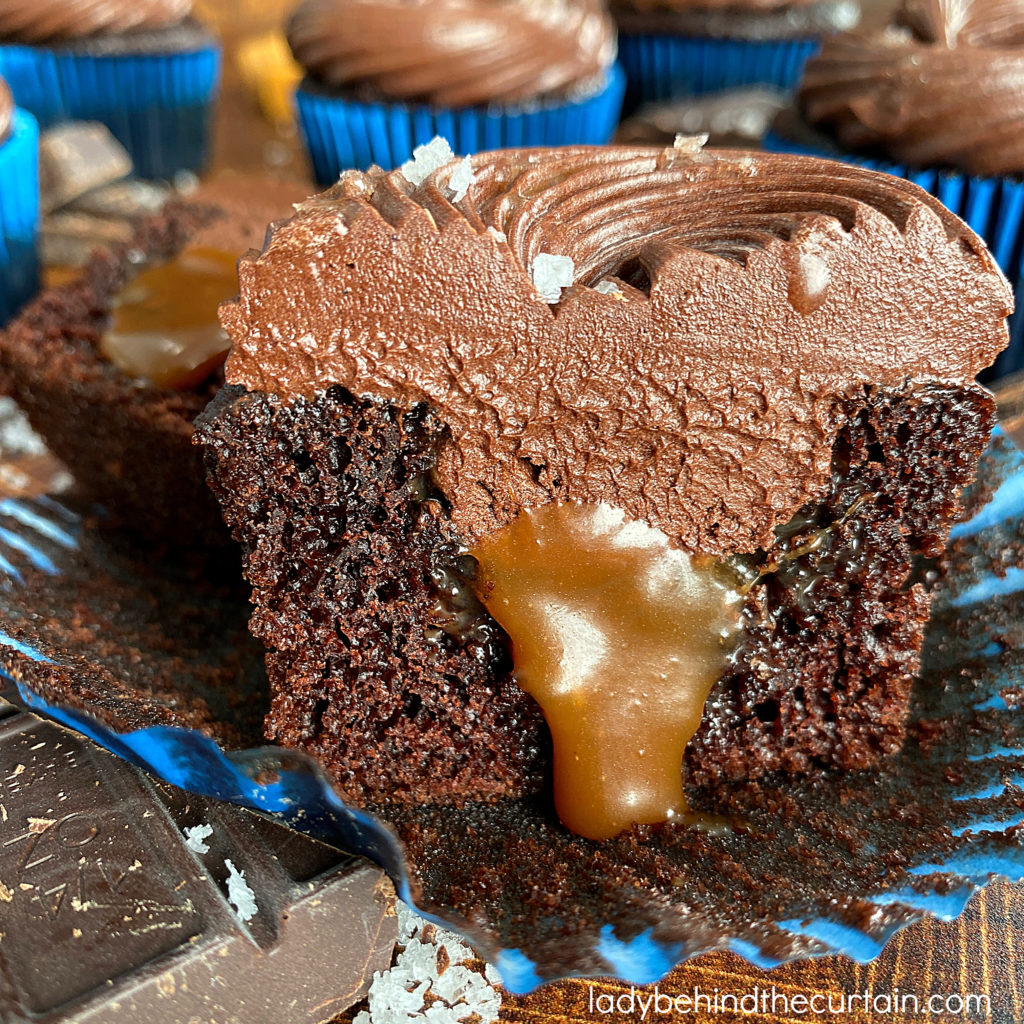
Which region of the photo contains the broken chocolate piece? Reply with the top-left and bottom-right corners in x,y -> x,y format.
0,686 -> 397,1023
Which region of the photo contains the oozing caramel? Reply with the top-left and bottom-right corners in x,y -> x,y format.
471,502 -> 742,840
102,247 -> 239,390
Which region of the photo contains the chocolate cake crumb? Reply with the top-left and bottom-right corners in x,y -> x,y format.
196,381 -> 994,806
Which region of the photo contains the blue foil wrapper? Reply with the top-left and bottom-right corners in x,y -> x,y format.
0,108 -> 39,326
2,430 -> 1024,994
295,65 -> 626,184
0,43 -> 220,179
617,34 -> 819,110
764,127 -> 1024,380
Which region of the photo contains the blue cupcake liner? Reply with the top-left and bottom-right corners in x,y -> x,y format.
617,34 -> 819,110
0,43 -> 220,179
763,127 -> 1024,380
295,64 -> 626,184
3,428 -> 1024,993
0,108 -> 39,326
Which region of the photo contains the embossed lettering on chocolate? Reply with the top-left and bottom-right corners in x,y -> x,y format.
196,144 -> 1011,836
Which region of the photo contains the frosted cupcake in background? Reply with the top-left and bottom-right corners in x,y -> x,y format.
612,0 -> 859,110
0,76 -> 38,325
0,0 -> 220,180
287,0 -> 625,182
765,0 -> 1024,379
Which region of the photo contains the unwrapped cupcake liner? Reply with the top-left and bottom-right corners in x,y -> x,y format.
764,127 -> 1024,380
295,64 -> 626,183
0,109 -> 39,326
2,424 -> 1024,995
0,43 -> 220,179
617,34 -> 819,109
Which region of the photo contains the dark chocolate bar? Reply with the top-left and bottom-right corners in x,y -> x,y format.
0,686 -> 396,1023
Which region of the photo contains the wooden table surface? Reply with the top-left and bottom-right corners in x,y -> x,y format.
499,880 -> 1024,1022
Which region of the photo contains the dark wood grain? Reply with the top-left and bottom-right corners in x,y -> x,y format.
501,880 -> 1024,1023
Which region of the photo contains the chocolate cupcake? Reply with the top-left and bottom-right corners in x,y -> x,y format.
196,143 -> 1008,837
287,0 -> 625,183
613,0 -> 860,109
0,0 -> 221,179
765,0 -> 1024,377
0,75 -> 39,325
0,177 -> 310,552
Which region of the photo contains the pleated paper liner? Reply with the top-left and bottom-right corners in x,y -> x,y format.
764,126 -> 1024,381
0,108 -> 39,326
0,42 -> 220,179
617,34 -> 819,112
1,416 -> 1024,992
294,66 -> 626,185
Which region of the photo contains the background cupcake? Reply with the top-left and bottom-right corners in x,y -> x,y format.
0,75 -> 38,325
612,0 -> 860,111
287,0 -> 625,182
0,0 -> 221,180
765,0 -> 1024,378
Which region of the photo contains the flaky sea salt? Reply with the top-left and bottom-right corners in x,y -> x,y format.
531,253 -> 574,303
447,158 -> 475,202
593,279 -> 623,296
224,859 -> 257,922
354,901 -> 501,1024
673,132 -> 709,155
182,823 -> 213,854
400,137 -> 455,187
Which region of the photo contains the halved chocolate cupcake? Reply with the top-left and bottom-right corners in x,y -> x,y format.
196,143 -> 1009,838
0,177 -> 310,552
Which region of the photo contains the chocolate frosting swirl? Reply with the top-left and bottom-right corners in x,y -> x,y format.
0,0 -> 190,43
0,78 -> 12,144
286,0 -> 615,106
799,0 -> 1024,176
223,144 -> 1009,556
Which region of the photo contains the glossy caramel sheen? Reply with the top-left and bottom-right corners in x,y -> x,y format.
102,247 -> 239,390
472,502 -> 742,840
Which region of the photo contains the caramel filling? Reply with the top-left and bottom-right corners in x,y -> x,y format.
101,247 -> 239,390
471,502 -> 742,840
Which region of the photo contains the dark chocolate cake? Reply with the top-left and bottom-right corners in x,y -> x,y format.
196,144 -> 1010,832
0,177 -> 309,551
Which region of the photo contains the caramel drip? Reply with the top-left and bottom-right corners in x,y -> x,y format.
102,248 -> 239,391
471,502 -> 741,840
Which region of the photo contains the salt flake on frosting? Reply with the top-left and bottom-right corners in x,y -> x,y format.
531,253 -> 574,303
400,137 -> 455,187
448,158 -> 476,202
673,133 -> 709,155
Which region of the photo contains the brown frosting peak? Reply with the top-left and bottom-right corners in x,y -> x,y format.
223,144 -> 1010,555
286,0 -> 615,107
0,78 -> 13,144
799,0 -> 1024,176
0,0 -> 190,43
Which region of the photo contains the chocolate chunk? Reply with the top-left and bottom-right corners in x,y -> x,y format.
38,123 -> 132,216
0,687 -> 397,1022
